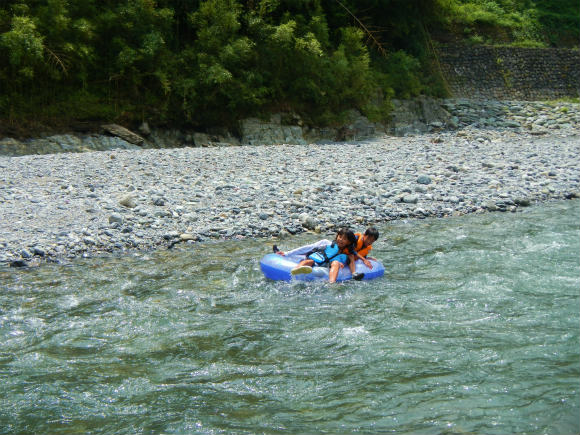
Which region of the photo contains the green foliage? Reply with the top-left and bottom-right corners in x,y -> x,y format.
0,0 -> 578,132
1,16 -> 44,79
535,1 -> 579,46
375,51 -> 424,99
443,0 -> 578,46
545,97 -> 580,105
38,90 -> 123,121
175,0 -> 265,125
325,27 -> 372,109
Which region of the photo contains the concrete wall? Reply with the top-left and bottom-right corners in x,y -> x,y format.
436,44 -> 579,100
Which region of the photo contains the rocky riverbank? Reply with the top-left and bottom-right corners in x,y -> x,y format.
1,110 -> 579,266
2,99 -> 579,156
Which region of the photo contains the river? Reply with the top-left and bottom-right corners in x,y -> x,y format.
1,200 -> 578,434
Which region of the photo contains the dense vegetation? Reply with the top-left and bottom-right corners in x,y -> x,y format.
0,0 -> 578,135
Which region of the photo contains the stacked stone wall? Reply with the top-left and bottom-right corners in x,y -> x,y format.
436,44 -> 579,100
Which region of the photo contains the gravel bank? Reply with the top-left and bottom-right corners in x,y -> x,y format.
1,125 -> 579,266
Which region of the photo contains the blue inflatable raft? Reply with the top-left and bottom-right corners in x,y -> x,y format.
260,253 -> 385,282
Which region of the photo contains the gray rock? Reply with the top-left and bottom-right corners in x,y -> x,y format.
109,213 -> 124,224
417,175 -> 432,185
32,246 -> 46,257
163,231 -> 180,240
514,198 -> 531,206
152,196 -> 166,206
10,259 -> 28,267
484,202 -> 499,211
119,195 -> 137,208
193,133 -> 213,147
299,213 -> 317,230
102,124 -> 145,145
0,138 -> 25,156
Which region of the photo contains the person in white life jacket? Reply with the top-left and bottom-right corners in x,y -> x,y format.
274,228 -> 357,283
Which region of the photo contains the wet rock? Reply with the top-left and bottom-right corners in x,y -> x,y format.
514,198 -> 531,206
10,259 -> 28,268
484,202 -> 499,211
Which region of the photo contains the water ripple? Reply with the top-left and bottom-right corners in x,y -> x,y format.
0,201 -> 578,434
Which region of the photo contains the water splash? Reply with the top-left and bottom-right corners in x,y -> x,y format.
1,201 -> 578,434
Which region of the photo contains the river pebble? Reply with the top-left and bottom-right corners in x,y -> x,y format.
1,118 -> 579,264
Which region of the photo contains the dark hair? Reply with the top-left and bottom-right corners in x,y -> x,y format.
337,227 -> 357,244
364,227 -> 379,240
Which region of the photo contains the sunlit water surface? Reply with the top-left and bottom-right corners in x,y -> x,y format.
1,201 -> 579,434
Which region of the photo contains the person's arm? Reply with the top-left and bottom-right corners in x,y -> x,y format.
358,253 -> 373,268
354,250 -> 373,269
282,239 -> 331,257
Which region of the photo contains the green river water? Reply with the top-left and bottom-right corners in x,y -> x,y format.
1,201 -> 579,434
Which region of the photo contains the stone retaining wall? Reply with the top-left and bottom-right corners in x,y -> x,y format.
436,44 -> 579,100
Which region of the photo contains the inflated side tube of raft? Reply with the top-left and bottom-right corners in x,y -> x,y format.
260,253 -> 385,282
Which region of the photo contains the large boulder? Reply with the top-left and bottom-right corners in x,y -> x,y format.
101,124 -> 145,145
240,114 -> 307,145
388,97 -> 451,136
0,138 -> 26,156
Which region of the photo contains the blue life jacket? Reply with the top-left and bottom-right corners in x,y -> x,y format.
307,242 -> 341,265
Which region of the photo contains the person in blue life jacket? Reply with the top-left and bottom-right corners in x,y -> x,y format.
273,228 -> 357,283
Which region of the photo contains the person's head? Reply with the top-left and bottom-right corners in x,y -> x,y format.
363,227 -> 379,247
336,228 -> 357,249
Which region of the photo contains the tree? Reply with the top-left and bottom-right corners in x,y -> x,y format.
1,15 -> 44,81
176,0 -> 265,125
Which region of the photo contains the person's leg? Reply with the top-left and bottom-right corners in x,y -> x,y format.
348,255 -> 365,280
291,259 -> 315,275
328,260 -> 344,283
297,259 -> 314,267
348,255 -> 365,281
348,254 -> 356,274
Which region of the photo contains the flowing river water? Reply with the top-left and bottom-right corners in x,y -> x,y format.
1,200 -> 578,434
